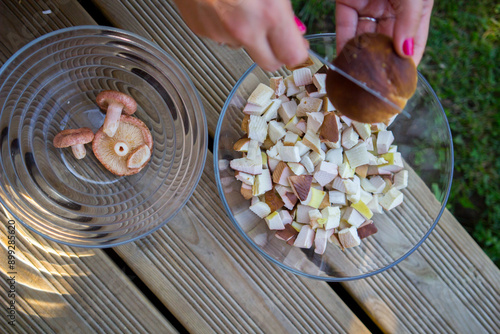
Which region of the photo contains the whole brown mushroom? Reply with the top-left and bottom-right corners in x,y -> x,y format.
53,128 -> 94,159
92,115 -> 153,176
325,33 -> 418,123
96,90 -> 137,137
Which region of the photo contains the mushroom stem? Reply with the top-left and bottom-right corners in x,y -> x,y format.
103,102 -> 124,137
114,141 -> 130,156
71,144 -> 86,159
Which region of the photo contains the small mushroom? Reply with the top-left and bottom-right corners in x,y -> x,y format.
53,128 -> 94,159
92,115 -> 153,176
96,90 -> 137,137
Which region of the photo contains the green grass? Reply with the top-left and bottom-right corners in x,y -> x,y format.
292,0 -> 500,266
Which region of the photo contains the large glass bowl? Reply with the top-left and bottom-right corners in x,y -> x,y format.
214,34 -> 453,281
0,26 -> 207,247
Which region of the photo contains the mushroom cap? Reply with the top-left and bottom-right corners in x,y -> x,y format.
53,128 -> 94,148
92,115 -> 153,176
326,33 -> 417,123
96,90 -> 137,115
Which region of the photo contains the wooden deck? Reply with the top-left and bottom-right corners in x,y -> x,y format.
0,1 -> 499,333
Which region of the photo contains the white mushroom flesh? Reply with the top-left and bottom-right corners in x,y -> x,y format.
127,144 -> 151,169
114,141 -> 130,156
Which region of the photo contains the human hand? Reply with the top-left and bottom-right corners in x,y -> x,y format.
335,0 -> 434,65
172,0 -> 309,71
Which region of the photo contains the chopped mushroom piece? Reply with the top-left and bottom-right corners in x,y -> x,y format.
394,170 -> 409,190
264,189 -> 285,212
377,130 -> 395,154
96,90 -> 137,138
379,187 -> 404,210
275,224 -> 299,245
288,175 -> 313,202
264,211 -> 285,230
338,226 -> 361,248
243,100 -> 272,116
248,83 -> 275,107
253,169 -> 273,196
92,115 -> 152,176
319,112 -> 340,144
314,228 -> 334,254
357,220 -> 378,239
240,183 -> 253,200
293,68 -> 313,86
296,97 -> 323,117
270,77 -> 286,97
293,225 -> 315,248
314,161 -> 338,187
249,201 -> 272,218
278,100 -> 298,124
127,144 -> 151,169
279,210 -> 293,225
53,128 -> 94,159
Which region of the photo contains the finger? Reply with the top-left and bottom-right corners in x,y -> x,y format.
376,17 -> 395,39
412,0 -> 433,65
392,0 -> 424,59
356,17 -> 378,35
245,37 -> 283,72
268,15 -> 309,68
335,3 -> 358,54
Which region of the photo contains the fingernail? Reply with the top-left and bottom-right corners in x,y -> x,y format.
294,16 -> 307,34
403,38 -> 414,56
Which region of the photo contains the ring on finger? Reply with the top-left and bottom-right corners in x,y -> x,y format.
358,16 -> 378,23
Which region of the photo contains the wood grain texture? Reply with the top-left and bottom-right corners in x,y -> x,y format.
0,1 -> 177,333
92,1 -> 500,333
343,201 -> 500,333
0,211 -> 177,334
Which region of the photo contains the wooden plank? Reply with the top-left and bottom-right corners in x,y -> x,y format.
0,1 -> 178,333
0,211 -> 178,334
342,193 -> 500,333
93,1 -> 500,333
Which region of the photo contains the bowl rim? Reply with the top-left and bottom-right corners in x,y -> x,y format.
0,25 -> 208,248
214,33 -> 454,281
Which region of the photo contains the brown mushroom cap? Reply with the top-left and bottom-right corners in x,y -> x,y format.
325,33 -> 417,123
53,128 -> 94,148
92,115 -> 153,176
96,90 -> 137,115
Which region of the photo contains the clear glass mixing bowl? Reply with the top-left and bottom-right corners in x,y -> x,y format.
214,34 -> 453,280
0,26 -> 207,247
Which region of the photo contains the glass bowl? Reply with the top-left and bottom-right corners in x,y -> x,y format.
214,34 -> 453,281
0,26 -> 207,248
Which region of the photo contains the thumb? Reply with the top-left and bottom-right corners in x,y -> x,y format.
393,0 -> 423,59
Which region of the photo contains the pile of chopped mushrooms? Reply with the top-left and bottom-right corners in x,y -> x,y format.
229,63 -> 408,254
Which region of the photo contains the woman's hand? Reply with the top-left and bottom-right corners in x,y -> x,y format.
335,0 -> 434,65
173,0 -> 309,71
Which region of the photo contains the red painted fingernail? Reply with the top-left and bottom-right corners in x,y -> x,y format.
294,16 -> 307,34
403,38 -> 414,56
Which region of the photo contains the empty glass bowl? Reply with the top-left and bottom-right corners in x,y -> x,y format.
0,26 -> 207,247
214,34 -> 453,280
